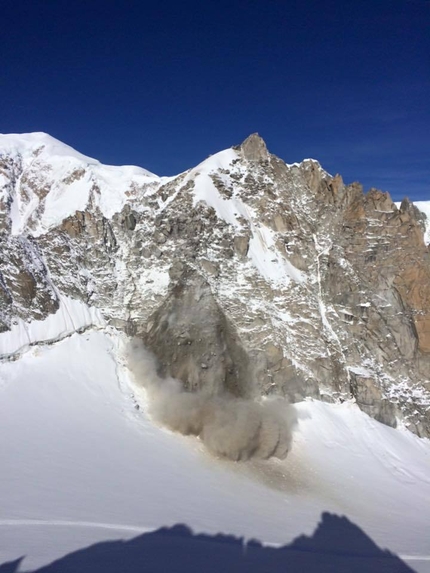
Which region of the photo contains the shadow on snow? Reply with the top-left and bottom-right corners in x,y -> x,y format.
0,512 -> 416,573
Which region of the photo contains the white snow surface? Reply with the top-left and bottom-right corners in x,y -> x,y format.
0,132 -> 160,235
189,148 -> 241,226
0,132 -> 101,165
248,223 -> 306,284
0,295 -> 104,357
0,328 -> 429,571
187,148 -> 306,285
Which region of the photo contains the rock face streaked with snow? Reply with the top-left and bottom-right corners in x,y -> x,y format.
1,131 -> 429,436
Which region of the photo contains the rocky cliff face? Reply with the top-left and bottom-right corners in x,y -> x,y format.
1,132 -> 429,436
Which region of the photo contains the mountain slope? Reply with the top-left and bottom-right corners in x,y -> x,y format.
0,329 -> 429,571
1,132 -> 429,435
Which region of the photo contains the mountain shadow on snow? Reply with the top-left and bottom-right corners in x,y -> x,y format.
1,512 -> 416,573
0,559 -> 23,573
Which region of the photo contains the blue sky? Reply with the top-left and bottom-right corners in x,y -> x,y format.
1,0 -> 429,201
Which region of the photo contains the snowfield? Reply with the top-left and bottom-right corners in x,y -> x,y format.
0,295 -> 105,357
1,326 -> 430,571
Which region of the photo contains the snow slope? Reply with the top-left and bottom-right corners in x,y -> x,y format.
0,295 -> 104,357
187,148 -> 306,285
1,328 -> 429,572
0,132 -> 161,235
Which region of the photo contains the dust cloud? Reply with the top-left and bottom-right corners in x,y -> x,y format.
127,340 -> 297,462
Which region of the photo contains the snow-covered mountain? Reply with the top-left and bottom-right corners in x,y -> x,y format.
1,132 -> 429,434
0,132 -> 430,571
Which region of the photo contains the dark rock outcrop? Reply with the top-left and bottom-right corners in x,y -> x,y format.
142,269 -> 253,398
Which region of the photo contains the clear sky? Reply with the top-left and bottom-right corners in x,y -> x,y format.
1,0 -> 429,201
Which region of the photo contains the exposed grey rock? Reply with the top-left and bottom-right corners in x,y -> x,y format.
234,235 -> 250,257
154,231 -> 167,244
124,212 -> 137,231
350,371 -> 397,428
142,269 -> 253,398
239,133 -> 269,162
200,259 -> 219,276
169,260 -> 185,280
265,344 -> 283,367
400,196 -> 427,234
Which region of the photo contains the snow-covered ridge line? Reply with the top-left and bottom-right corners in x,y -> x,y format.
0,132 -> 158,175
187,147 -> 306,285
1,132 -> 333,242
0,296 -> 105,359
0,132 -> 99,165
0,132 -> 162,235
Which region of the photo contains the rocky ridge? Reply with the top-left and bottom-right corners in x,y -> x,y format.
1,132 -> 429,436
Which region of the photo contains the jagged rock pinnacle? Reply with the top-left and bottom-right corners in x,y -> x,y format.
239,133 -> 269,162
400,196 -> 428,233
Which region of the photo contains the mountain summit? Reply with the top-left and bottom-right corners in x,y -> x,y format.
0,132 -> 429,436
239,132 -> 269,161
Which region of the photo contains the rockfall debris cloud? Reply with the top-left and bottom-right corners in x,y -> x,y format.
127,340 -> 297,461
